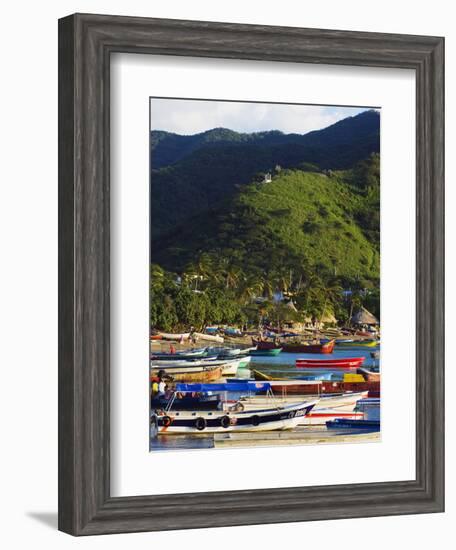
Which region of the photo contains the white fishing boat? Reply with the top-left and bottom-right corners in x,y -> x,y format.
157,332 -> 191,341
193,332 -> 224,343
151,357 -> 220,369
235,391 -> 368,415
154,331 -> 224,343
206,346 -> 243,357
151,357 -> 243,377
151,398 -> 319,434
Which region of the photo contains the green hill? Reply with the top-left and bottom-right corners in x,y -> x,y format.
152,157 -> 380,287
150,110 -> 380,240
149,112 -> 380,330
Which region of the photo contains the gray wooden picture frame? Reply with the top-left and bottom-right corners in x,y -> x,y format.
58,13 -> 445,536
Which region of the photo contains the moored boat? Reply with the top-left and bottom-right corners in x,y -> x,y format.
251,338 -> 280,350
282,340 -> 335,354
151,357 -> 220,369
152,366 -> 223,383
151,357 -> 242,377
337,339 -> 378,348
250,348 -> 282,356
251,369 -> 333,382
151,395 -> 319,434
239,391 -> 368,412
150,348 -> 208,361
205,346 -> 243,357
151,392 -> 221,410
296,356 -> 365,369
253,377 -> 380,395
326,418 -> 380,430
237,355 -> 252,369
357,366 -> 380,382
300,410 -> 365,425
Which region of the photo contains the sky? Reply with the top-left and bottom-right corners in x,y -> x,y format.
150,98 -> 374,136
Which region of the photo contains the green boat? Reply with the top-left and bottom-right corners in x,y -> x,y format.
238,355 -> 252,368
250,348 -> 282,356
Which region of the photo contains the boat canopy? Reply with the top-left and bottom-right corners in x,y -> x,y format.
175,382 -> 271,393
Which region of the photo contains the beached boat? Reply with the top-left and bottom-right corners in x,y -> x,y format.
193,332 -> 224,343
155,331 -> 224,343
151,386 -> 319,434
152,366 -> 223,383
250,348 -> 282,356
296,357 -> 365,369
282,340 -> 335,354
157,332 -> 191,341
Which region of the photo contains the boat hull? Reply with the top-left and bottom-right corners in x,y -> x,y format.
151,394 -> 220,411
282,340 -> 335,354
152,400 -> 318,434
300,410 -> 364,425
250,348 -> 282,356
264,380 -> 380,395
296,357 -> 365,369
238,391 -> 368,413
152,366 -> 223,383
337,340 -> 378,348
252,339 -> 280,350
326,418 -> 380,430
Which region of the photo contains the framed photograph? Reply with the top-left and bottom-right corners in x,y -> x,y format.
58,13 -> 444,535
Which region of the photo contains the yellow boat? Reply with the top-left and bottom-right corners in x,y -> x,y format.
337,340 -> 378,348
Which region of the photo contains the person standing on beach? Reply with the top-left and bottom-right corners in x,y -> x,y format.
158,379 -> 166,397
151,378 -> 159,395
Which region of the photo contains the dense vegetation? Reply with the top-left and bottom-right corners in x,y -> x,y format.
150,110 -> 380,240
150,111 -> 380,331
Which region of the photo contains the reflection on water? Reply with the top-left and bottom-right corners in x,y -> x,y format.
150,431 -> 215,451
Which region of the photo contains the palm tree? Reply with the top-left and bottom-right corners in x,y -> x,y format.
317,280 -> 343,323
237,275 -> 264,305
150,263 -> 165,293
261,277 -> 274,300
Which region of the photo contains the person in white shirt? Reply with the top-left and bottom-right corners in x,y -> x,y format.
158,380 -> 166,396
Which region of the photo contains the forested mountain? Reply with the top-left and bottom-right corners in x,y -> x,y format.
151,156 -> 380,286
149,110 -> 380,330
150,110 -> 379,240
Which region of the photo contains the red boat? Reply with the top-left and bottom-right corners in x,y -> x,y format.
282,340 -> 335,354
296,357 -> 365,369
252,338 -> 279,350
267,380 -> 380,395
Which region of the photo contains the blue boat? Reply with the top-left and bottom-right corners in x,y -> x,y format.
151,393 -> 220,410
326,418 -> 380,431
175,381 -> 271,393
